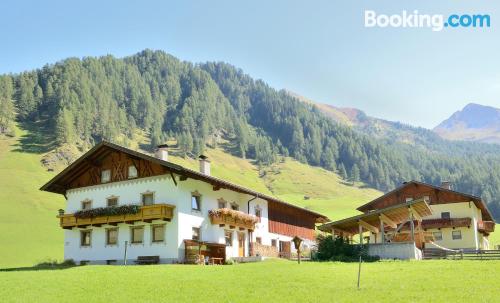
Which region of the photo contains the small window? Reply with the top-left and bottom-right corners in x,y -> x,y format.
107,197 -> 118,207
255,208 -> 262,222
131,227 -> 144,244
218,199 -> 227,209
101,169 -> 111,183
405,197 -> 413,203
256,237 -> 262,244
106,228 -> 118,245
452,230 -> 462,240
230,202 -> 239,211
433,231 -> 443,241
191,194 -> 201,211
192,227 -> 200,241
271,239 -> 277,247
152,225 -> 165,243
81,230 -> 92,247
441,212 -> 451,219
128,165 -> 138,179
423,196 -> 430,202
81,200 -> 92,210
225,230 -> 233,246
142,193 -> 154,206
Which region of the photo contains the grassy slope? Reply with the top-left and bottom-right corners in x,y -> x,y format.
0,128 -> 64,268
167,149 -> 381,220
1,260 -> 499,302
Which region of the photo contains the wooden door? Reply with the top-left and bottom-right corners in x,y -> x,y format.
238,232 -> 245,257
279,241 -> 291,259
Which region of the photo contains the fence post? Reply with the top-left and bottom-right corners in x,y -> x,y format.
123,240 -> 128,265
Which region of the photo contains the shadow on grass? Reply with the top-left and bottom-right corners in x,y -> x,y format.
12,116 -> 58,154
0,260 -> 77,272
0,265 -> 76,272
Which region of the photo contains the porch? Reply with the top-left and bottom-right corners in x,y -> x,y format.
319,198 -> 433,260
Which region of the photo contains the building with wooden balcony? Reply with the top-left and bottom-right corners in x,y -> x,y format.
41,141 -> 328,265
319,181 -> 496,260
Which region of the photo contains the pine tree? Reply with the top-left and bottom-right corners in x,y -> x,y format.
339,163 -> 348,181
0,76 -> 15,135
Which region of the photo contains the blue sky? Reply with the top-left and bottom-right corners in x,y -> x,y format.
0,0 -> 499,128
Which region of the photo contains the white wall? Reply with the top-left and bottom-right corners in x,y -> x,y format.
63,173 -> 295,263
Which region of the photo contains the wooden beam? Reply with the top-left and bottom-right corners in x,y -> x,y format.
409,206 -> 423,221
331,227 -> 352,237
358,220 -> 379,234
213,186 -> 221,191
179,175 -> 188,181
169,171 -> 178,186
379,213 -> 397,228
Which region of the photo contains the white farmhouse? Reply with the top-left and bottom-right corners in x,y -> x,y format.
41,142 -> 328,265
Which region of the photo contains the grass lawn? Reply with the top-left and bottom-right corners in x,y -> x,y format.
0,259 -> 499,303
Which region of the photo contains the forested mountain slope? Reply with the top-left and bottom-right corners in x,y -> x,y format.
0,49 -> 499,220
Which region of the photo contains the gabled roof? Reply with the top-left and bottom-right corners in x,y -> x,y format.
40,141 -> 329,223
356,180 -> 494,222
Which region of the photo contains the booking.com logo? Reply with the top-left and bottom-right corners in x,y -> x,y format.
365,10 -> 491,31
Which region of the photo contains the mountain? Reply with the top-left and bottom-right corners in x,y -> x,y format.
434,103 -> 500,144
1,49 -> 500,220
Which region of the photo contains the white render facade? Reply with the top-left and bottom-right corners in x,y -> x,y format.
50,143 -> 324,265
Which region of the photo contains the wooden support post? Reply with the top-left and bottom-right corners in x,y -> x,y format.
359,224 -> 363,245
379,217 -> 385,244
409,208 -> 415,242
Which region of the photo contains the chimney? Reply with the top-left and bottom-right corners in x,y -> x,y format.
441,181 -> 452,190
199,155 -> 211,176
155,144 -> 169,161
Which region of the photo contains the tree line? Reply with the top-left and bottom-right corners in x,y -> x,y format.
1,49 -> 499,220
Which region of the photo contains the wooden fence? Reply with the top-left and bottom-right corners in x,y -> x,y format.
423,249 -> 500,260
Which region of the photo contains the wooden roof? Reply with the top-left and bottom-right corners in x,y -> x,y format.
356,180 -> 494,222
318,198 -> 432,235
40,141 -> 329,223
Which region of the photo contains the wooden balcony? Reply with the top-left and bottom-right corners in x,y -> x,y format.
208,208 -> 258,231
58,204 -> 175,229
478,220 -> 495,234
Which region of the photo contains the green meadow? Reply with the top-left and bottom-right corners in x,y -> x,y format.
0,260 -> 499,303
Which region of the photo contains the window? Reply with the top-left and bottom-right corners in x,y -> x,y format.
152,225 -> 165,243
142,192 -> 154,206
131,226 -> 144,244
256,237 -> 262,244
81,200 -> 92,210
441,212 -> 451,219
101,169 -> 111,183
81,230 -> 91,247
271,239 -> 277,247
225,230 -> 233,246
423,195 -> 430,202
106,228 -> 118,245
433,231 -> 443,241
255,208 -> 262,222
107,197 -> 118,207
405,197 -> 413,203
230,202 -> 239,211
218,199 -> 227,209
191,194 -> 201,211
192,227 -> 200,241
452,230 -> 462,240
128,165 -> 138,179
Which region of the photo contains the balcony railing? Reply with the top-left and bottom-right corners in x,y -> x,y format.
208,208 -> 258,231
57,204 -> 175,229
478,220 -> 495,234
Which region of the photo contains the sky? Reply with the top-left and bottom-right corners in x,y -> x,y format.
0,0 -> 499,128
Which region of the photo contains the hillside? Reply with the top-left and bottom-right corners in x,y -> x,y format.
434,103 -> 500,144
0,126 -> 381,267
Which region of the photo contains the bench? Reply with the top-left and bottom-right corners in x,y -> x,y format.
134,256 -> 160,265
